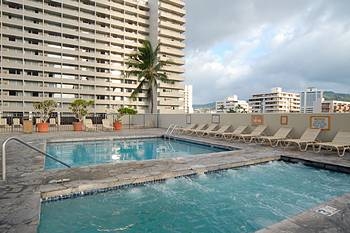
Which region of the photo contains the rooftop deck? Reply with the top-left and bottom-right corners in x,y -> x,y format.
0,129 -> 349,233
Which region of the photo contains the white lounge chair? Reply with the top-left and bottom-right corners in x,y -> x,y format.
102,119 -> 114,131
49,118 -> 57,127
175,123 -> 197,135
279,128 -> 321,151
84,119 -> 96,131
185,124 -> 208,135
221,126 -> 248,141
254,127 -> 292,147
238,125 -> 267,143
12,118 -> 22,128
313,131 -> 350,157
194,124 -> 219,136
0,118 -> 10,129
208,125 -> 232,138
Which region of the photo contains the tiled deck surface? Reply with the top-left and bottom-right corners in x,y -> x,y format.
0,129 -> 349,233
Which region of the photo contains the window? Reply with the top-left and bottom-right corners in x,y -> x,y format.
9,37 -> 16,42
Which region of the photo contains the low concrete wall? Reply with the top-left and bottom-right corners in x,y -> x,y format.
158,113 -> 350,141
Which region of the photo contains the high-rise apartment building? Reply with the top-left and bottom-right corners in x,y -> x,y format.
249,87 -> 300,113
216,95 -> 250,113
300,87 -> 323,113
0,0 -> 185,115
183,84 -> 193,113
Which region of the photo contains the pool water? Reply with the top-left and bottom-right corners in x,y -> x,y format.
45,138 -> 228,169
39,162 -> 350,233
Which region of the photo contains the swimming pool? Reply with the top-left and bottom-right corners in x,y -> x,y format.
45,137 -> 230,169
39,161 -> 350,233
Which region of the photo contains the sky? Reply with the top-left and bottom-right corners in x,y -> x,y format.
184,0 -> 350,104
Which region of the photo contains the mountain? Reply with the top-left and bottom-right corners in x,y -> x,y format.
323,91 -> 350,102
193,102 -> 216,110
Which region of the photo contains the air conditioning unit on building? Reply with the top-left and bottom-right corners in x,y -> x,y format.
2,80 -> 9,85
2,91 -> 9,96
3,102 -> 9,107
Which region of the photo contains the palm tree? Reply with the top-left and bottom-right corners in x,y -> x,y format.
125,40 -> 168,113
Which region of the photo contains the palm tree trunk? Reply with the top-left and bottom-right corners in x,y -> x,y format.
148,83 -> 158,114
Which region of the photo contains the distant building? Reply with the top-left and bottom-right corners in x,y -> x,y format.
321,100 -> 350,113
216,95 -> 250,113
184,85 -> 193,113
249,87 -> 300,113
300,87 -> 323,113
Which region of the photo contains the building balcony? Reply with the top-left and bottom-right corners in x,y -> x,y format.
159,2 -> 186,16
158,91 -> 183,98
159,28 -> 185,40
159,11 -> 185,24
162,65 -> 185,74
159,38 -> 185,49
159,20 -> 185,33
159,46 -> 185,57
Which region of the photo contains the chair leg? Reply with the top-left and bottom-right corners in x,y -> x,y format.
300,143 -> 310,152
338,147 -> 346,157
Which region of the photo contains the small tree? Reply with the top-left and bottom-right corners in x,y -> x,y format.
33,100 -> 57,123
69,99 -> 94,122
116,107 -> 138,122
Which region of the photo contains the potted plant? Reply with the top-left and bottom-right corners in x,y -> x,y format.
69,99 -> 94,131
114,107 -> 137,130
33,100 -> 57,133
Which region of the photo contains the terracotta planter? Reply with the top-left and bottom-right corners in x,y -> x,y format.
73,121 -> 83,131
36,122 -> 49,133
113,121 -> 122,130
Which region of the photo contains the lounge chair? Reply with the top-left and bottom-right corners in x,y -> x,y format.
49,118 -> 57,127
254,127 -> 292,147
175,123 -> 197,135
184,124 -> 208,135
237,125 -> 267,143
194,124 -> 219,136
0,118 -> 10,129
313,131 -> 350,156
278,128 -> 321,151
207,125 -> 232,138
84,119 -> 96,131
102,119 -> 114,131
12,118 -> 22,128
221,126 -> 248,140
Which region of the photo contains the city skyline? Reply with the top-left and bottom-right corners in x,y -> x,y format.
184,0 -> 350,104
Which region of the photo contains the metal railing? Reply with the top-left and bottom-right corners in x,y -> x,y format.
164,124 -> 177,138
2,137 -> 71,181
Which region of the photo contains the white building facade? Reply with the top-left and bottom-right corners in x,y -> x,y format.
216,95 -> 250,113
0,0 -> 186,115
300,87 -> 323,113
184,84 -> 193,113
321,100 -> 350,113
249,87 -> 300,113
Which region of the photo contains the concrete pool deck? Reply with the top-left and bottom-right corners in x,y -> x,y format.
0,128 -> 350,233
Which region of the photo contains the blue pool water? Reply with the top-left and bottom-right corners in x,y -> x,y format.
39,162 -> 350,233
45,138 -> 228,169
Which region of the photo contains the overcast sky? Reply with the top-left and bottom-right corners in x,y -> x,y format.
184,0 -> 350,104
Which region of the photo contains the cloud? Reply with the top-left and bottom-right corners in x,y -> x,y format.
185,0 -> 350,103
